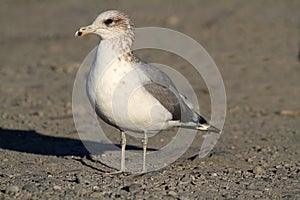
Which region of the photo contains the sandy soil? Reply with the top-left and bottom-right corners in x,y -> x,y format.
0,0 -> 299,199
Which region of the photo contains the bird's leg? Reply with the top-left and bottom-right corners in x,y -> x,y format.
105,131 -> 126,175
120,131 -> 126,172
141,131 -> 148,173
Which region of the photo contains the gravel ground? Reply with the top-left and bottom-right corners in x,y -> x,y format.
0,0 -> 299,199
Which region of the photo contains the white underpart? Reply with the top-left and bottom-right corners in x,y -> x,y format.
87,38 -> 174,133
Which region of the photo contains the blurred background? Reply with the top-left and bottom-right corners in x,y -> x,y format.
0,0 -> 299,199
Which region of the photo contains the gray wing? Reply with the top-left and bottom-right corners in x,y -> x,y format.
143,82 -> 181,120
138,62 -> 197,122
138,62 -> 177,90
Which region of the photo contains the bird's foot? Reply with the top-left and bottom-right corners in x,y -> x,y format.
105,170 -> 127,175
136,167 -> 147,175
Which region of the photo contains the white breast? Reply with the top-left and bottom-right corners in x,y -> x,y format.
87,45 -> 172,132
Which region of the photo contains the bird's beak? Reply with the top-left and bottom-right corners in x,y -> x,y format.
75,25 -> 96,37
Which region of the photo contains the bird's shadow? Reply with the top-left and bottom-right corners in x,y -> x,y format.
0,128 -> 154,157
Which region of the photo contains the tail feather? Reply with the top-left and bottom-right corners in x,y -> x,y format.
196,123 -> 221,133
178,113 -> 221,133
196,114 -> 221,133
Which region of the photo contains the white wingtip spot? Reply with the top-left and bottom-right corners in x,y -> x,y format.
196,123 -> 210,131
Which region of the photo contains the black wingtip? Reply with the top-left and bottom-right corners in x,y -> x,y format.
195,114 -> 222,133
198,115 -> 208,125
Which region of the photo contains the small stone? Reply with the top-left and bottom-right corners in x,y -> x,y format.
0,173 -> 9,178
53,185 -> 62,191
78,188 -> 89,196
22,184 -> 38,193
120,189 -> 129,198
75,174 -> 92,184
128,183 -> 141,193
90,192 -> 103,198
6,185 -> 20,195
276,167 -> 287,176
254,145 -> 262,151
253,165 -> 266,175
168,191 -> 178,197
33,111 -> 44,117
180,174 -> 190,183
246,183 -> 257,190
92,185 -> 100,191
211,173 -> 218,177
190,175 -> 196,180
123,183 -> 141,193
283,163 -> 290,168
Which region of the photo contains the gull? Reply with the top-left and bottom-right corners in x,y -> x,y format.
75,10 -> 220,173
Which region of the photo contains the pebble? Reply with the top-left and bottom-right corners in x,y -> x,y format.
283,164 -> 290,168
53,185 -> 62,191
276,167 -> 287,176
180,174 -> 190,183
92,185 -> 100,191
6,185 -> 20,195
90,192 -> 103,198
124,183 -> 141,193
168,191 -> 178,197
33,111 -> 44,117
253,166 -> 266,175
75,174 -> 92,184
246,183 -> 257,190
211,173 -> 218,177
77,188 -> 89,196
22,184 -> 38,193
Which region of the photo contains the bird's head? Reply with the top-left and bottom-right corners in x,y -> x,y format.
75,10 -> 134,40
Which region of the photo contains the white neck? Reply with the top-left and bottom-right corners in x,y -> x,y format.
95,31 -> 134,68
86,31 -> 135,105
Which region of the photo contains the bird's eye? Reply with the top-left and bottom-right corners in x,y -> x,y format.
104,18 -> 114,26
